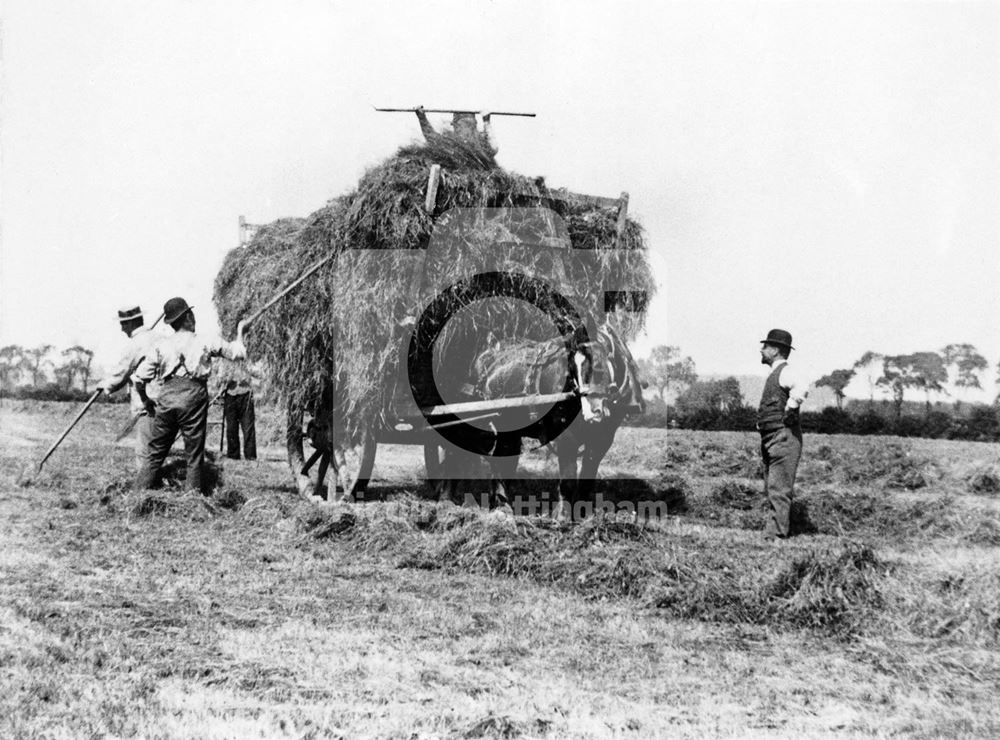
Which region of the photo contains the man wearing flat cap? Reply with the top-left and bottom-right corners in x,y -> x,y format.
96,306 -> 156,468
132,297 -> 248,493
757,329 -> 809,539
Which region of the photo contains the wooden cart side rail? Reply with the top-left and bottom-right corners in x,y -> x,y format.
422,164 -> 630,244
420,391 -> 576,416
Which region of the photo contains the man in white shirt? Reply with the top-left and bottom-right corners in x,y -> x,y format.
756,329 -> 809,539
96,306 -> 156,469
133,297 -> 247,493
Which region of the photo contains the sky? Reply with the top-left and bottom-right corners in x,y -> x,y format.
1,0 -> 998,400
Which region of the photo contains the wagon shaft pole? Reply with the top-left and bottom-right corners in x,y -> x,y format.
421,391 -> 576,417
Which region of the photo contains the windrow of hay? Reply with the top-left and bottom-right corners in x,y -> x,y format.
710,479 -> 759,510
684,438 -> 762,479
296,498 -> 886,636
967,464 -> 1000,494
214,133 -> 655,437
124,489 -> 220,521
763,541 -> 885,635
836,441 -> 938,490
885,562 -> 1000,647
681,481 -> 1000,546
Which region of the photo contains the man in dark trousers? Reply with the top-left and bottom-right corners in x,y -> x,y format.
132,297 -> 247,493
218,358 -> 257,460
756,329 -> 809,539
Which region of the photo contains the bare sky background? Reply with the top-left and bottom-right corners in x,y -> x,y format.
1,0 -> 998,398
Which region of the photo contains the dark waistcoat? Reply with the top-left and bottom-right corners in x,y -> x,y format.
757,361 -> 789,432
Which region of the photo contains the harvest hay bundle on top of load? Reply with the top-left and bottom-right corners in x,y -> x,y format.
214,132 -> 656,440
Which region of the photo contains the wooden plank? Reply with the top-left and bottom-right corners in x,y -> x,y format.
425,164 -> 441,214
421,392 -> 575,416
539,188 -> 621,210
615,191 -> 630,242
430,412 -> 500,430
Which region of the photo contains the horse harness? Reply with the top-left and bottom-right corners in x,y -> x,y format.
477,338 -> 591,399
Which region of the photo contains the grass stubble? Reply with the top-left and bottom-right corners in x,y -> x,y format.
1,403 -> 999,737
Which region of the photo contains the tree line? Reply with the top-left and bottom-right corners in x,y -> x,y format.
636,344 -> 1000,441
0,344 -> 100,401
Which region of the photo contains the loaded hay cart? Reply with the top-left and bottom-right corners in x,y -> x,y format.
214,122 -> 654,501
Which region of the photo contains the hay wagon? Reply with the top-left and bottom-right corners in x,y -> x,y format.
299,163 -> 636,501
215,133 -> 653,502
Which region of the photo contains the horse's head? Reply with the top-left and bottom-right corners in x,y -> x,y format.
568,346 -> 598,422
569,328 -> 612,422
570,324 -> 644,422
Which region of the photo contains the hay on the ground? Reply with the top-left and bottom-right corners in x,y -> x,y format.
125,489 -> 219,521
292,499 -> 886,635
967,465 -> 1000,494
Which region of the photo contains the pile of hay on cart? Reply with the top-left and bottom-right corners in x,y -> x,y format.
214,133 -> 656,440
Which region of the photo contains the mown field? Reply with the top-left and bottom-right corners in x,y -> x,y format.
2,399 -> 1000,739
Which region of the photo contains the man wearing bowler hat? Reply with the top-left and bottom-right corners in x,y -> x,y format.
96,306 -> 156,468
132,297 -> 247,493
757,329 -> 809,539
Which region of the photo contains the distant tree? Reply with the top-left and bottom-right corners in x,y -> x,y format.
996,357 -> 1000,405
20,344 -> 54,388
909,351 -> 950,415
61,345 -> 95,392
639,345 -> 697,401
853,351 -> 883,406
0,345 -> 23,391
877,357 -> 907,421
675,376 -> 744,417
713,377 -> 744,412
815,368 -> 855,410
53,364 -> 74,391
878,352 -> 948,420
941,343 -> 988,399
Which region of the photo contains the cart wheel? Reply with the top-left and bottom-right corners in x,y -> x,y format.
332,429 -> 377,502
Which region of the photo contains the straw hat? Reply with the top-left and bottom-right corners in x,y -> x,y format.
117,305 -> 143,323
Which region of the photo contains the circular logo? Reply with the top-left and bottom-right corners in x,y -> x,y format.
407,271 -> 590,454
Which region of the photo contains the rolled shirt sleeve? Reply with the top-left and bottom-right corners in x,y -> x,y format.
778,364 -> 810,409
131,351 -> 160,385
214,336 -> 247,363
98,354 -> 135,394
97,329 -> 151,394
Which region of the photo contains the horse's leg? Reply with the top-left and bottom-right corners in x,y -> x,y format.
553,436 -> 579,521
577,425 -> 617,514
488,434 -> 521,510
286,397 -> 312,497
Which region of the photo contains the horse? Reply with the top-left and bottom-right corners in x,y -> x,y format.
434,322 -> 643,517
544,323 -> 645,516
